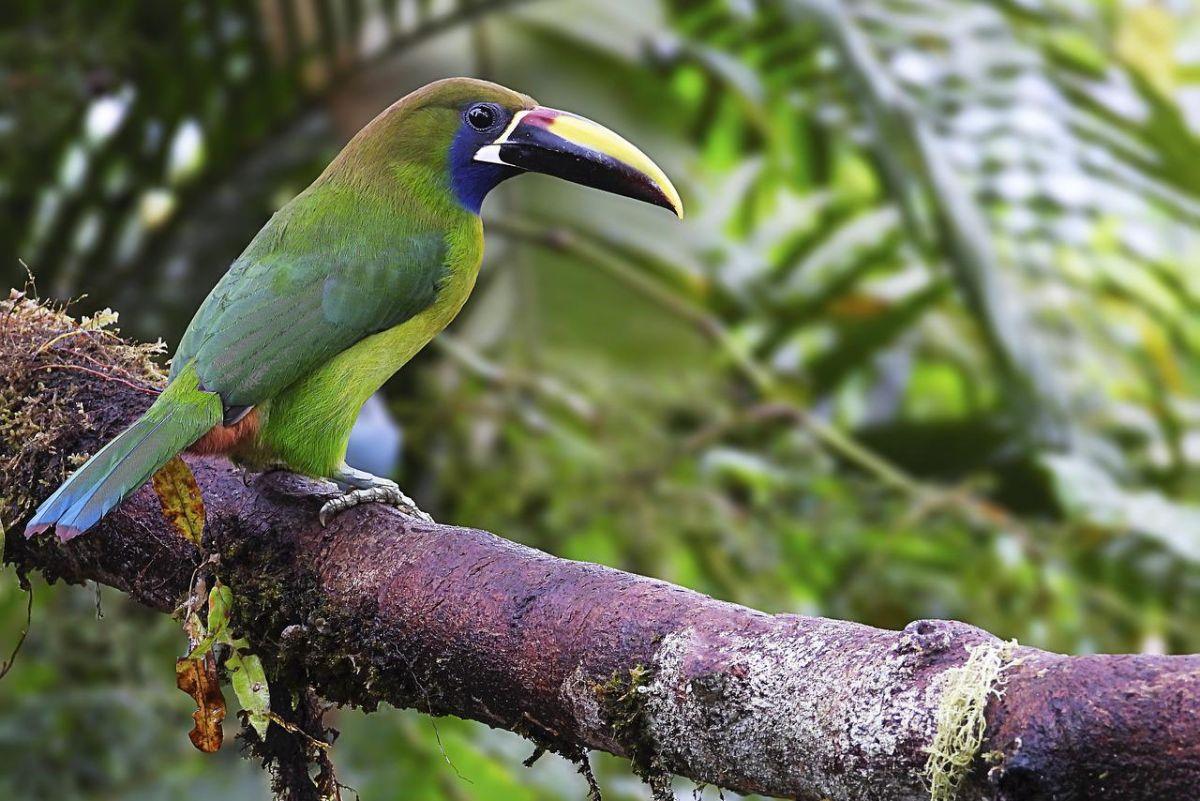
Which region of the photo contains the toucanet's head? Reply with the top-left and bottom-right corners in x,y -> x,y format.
339,78 -> 683,219
453,85 -> 683,220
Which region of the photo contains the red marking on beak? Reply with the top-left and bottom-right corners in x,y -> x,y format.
518,107 -> 559,130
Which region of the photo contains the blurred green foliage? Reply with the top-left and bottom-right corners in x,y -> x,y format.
3,0 -> 1200,799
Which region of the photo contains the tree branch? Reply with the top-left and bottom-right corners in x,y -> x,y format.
2,290 -> 1197,800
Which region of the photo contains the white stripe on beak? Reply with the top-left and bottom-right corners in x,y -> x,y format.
473,109 -> 533,166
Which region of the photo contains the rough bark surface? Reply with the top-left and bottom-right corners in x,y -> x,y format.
2,292 -> 1198,801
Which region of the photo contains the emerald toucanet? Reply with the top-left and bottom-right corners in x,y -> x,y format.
27,78 -> 682,540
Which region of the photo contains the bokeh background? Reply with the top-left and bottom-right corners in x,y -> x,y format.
3,0 -> 1200,798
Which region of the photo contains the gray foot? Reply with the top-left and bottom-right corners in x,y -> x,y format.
319,465 -> 433,526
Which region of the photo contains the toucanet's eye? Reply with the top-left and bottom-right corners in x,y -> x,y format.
467,104 -> 497,131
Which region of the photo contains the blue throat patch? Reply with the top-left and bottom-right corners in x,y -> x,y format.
448,126 -> 519,214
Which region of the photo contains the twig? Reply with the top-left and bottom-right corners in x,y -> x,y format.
34,326 -> 117,356
434,334 -> 597,423
39,363 -> 160,395
266,711 -> 332,751
0,581 -> 33,682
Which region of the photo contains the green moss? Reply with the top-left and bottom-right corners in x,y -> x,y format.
594,665 -> 671,800
595,664 -> 650,736
216,532 -> 430,717
0,291 -> 165,533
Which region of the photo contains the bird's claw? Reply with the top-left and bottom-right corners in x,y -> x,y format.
318,484 -> 433,526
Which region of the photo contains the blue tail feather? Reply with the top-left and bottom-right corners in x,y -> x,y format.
26,378 -> 222,540
53,415 -> 174,534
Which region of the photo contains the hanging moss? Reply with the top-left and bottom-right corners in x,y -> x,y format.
594,664 -> 672,800
924,639 -> 1019,801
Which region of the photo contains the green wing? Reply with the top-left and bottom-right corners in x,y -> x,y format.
170,186 -> 448,409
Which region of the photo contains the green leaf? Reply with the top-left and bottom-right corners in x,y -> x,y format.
1045,29 -> 1108,76
182,581 -> 272,738
226,647 -> 271,739
1041,453 -> 1200,562
186,581 -> 233,659
206,582 -> 233,641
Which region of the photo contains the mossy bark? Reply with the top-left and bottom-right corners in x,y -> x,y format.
2,292 -> 1199,801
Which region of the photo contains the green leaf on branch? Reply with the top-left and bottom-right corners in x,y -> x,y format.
206,581 -> 233,642
179,579 -> 272,742
186,580 -> 234,659
226,646 -> 271,739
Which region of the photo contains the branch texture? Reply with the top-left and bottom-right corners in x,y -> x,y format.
2,291 -> 1198,801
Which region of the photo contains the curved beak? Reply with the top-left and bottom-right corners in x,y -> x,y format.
473,106 -> 683,219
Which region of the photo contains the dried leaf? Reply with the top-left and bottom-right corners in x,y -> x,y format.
151,455 -> 205,545
176,652 -> 225,752
227,647 -> 271,739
